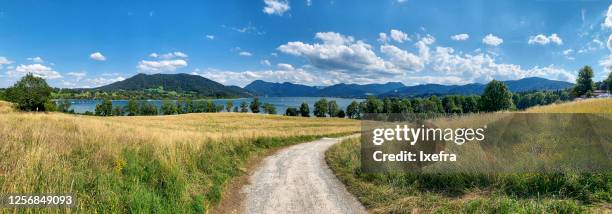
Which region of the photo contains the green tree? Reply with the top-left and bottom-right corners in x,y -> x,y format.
480,80 -> 513,112
233,106 -> 239,112
398,98 -> 413,113
462,96 -> 478,113
126,99 -> 139,116
262,103 -> 276,114
606,71 -> 612,93
240,101 -> 249,113
5,74 -> 52,111
161,100 -> 177,115
139,102 -> 158,115
346,101 -> 360,119
314,98 -> 328,117
327,100 -> 339,117
285,107 -> 299,116
226,100 -> 234,112
573,66 -> 594,97
95,99 -> 113,116
337,109 -> 346,118
56,99 -> 72,113
112,106 -> 124,116
250,98 -> 261,113
365,96 -> 383,113
299,102 -> 310,117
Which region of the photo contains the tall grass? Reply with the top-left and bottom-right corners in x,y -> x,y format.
326,99 -> 612,213
0,101 -> 359,213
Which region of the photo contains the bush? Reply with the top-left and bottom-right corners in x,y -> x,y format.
285,107 -> 299,116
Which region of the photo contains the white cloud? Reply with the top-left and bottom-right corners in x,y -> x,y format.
27,56 -> 44,63
306,0 -> 311,6
278,32 -> 399,76
150,51 -> 189,59
600,55 -> 612,71
563,49 -> 575,60
431,47 -> 575,83
260,59 -> 271,66
263,0 -> 290,16
86,76 -> 126,87
578,39 -> 605,53
528,33 -> 563,45
7,64 -> 62,79
191,65 -> 322,87
482,34 -> 503,46
397,0 -> 408,3
137,59 -> 188,73
450,34 -> 469,41
206,35 -> 215,40
67,71 -> 86,81
380,44 -> 425,71
390,29 -> 409,43
604,5 -> 612,29
378,32 -> 389,43
0,56 -> 13,69
89,52 -> 106,61
239,51 -> 253,57
607,34 -> 612,51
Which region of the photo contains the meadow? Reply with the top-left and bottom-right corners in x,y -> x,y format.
0,101 -> 359,213
326,98 -> 612,213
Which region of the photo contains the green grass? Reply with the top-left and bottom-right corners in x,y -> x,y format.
326,138 -> 610,213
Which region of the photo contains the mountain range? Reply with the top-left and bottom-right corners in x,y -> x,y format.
96,73 -> 574,98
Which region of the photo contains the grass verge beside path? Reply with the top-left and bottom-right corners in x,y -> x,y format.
326,138 -> 611,213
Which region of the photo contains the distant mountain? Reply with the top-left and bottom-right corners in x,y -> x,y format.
244,80 -> 405,98
314,82 -> 405,98
244,80 -> 319,97
96,73 -> 252,97
381,77 -> 574,97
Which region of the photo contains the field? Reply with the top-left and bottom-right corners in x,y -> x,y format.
326,98 -> 612,213
0,101 -> 359,213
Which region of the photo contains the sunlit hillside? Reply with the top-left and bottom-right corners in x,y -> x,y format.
527,98 -> 612,113
0,101 -> 359,213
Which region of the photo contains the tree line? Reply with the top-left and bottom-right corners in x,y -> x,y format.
2,66 -> 611,115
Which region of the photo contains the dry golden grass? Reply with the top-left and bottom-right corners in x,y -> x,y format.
0,101 -> 359,212
526,98 -> 612,113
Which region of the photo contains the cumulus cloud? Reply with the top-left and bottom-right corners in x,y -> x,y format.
7,64 -> 62,79
390,29 -> 409,43
528,33 -> 563,45
239,51 -> 253,57
27,56 -> 44,63
263,0 -> 290,16
563,49 -> 575,60
137,59 -> 188,73
206,35 -> 215,40
0,56 -> 13,69
260,59 -> 271,66
604,5 -> 612,29
67,71 -> 86,81
89,52 -> 106,61
450,34 -> 469,41
149,52 -> 188,59
191,65 -> 322,87
278,32 -> 399,76
431,47 -> 575,82
482,34 -> 503,46
378,32 -> 389,43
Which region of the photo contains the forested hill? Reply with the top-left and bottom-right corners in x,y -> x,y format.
96,73 -> 253,98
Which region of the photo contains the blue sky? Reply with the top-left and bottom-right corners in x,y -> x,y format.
1,0 -> 611,88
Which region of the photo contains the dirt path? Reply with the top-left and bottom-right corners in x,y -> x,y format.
242,136 -> 366,214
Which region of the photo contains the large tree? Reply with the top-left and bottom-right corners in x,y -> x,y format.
299,102 -> 310,117
250,98 -> 261,113
480,80 -> 513,112
606,71 -> 612,93
327,100 -> 339,117
573,66 -> 594,97
346,101 -> 360,119
5,74 -> 52,111
313,98 -> 328,117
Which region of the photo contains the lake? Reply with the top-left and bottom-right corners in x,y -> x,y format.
65,97 -> 363,115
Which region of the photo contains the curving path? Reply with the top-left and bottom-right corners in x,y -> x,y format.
242,137 -> 366,214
